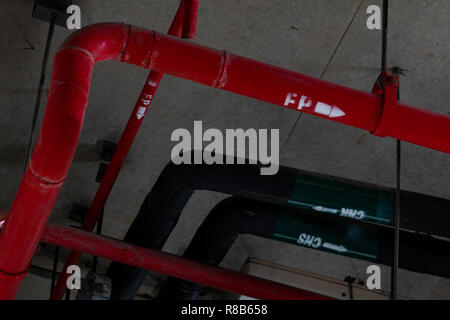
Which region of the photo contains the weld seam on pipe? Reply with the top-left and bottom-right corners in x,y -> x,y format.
119,24 -> 133,62
213,51 -> 229,88
147,31 -> 161,69
59,46 -> 96,65
28,165 -> 65,186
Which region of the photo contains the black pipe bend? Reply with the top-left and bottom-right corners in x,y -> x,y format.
106,152 -> 450,299
159,197 -> 450,300
106,159 -> 296,299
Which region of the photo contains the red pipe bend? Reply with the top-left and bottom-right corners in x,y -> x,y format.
31,23 -> 450,184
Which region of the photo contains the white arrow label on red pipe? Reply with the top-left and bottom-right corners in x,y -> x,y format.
136,106 -> 146,120
283,93 -> 345,118
315,102 -> 346,118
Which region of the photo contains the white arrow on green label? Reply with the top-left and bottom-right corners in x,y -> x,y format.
322,242 -> 376,259
322,242 -> 346,253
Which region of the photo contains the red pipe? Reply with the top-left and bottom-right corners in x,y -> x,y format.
49,0 -> 198,300
26,24 -> 450,158
182,0 -> 198,39
41,223 -> 329,300
1,20 -> 450,299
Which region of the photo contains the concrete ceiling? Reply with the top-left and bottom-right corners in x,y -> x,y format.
0,0 -> 449,299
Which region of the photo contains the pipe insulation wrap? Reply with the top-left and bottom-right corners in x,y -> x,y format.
159,197 -> 450,300
106,157 -> 450,299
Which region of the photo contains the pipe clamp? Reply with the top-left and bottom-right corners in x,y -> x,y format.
371,71 -> 399,137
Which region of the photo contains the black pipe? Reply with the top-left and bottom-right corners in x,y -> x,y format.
50,245 -> 60,297
158,197 -> 450,300
106,153 -> 450,299
158,197 -> 276,300
106,159 -> 295,299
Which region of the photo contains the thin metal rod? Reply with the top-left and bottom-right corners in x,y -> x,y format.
381,0 -> 401,298
24,12 -> 57,171
50,245 -> 60,297
91,210 -> 104,273
381,0 -> 388,71
391,139 -> 401,300
391,82 -> 401,300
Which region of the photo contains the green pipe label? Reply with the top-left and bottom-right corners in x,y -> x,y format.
273,210 -> 380,261
288,173 -> 394,225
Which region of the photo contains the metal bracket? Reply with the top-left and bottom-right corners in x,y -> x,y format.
371,71 -> 399,137
32,0 -> 73,27
97,140 -> 118,162
344,276 -> 356,300
75,272 -> 112,300
70,203 -> 88,223
95,163 -> 109,183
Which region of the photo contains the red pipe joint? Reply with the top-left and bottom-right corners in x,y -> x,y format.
0,270 -> 28,300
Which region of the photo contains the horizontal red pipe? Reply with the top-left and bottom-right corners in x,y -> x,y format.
1,22 -> 449,299
41,223 -> 329,300
23,23 -> 450,185
27,24 -> 450,185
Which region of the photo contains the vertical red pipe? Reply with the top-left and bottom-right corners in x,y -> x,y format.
182,0 -> 199,39
0,169 -> 63,298
49,0 -> 199,300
